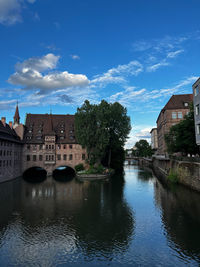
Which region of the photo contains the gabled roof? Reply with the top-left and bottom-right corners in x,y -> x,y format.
0,121 -> 21,143
24,113 -> 76,144
156,94 -> 193,123
163,94 -> 193,110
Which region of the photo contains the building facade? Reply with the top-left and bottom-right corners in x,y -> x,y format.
22,113 -> 87,175
150,128 -> 158,150
193,77 -> 200,145
0,116 -> 23,183
156,94 -> 192,155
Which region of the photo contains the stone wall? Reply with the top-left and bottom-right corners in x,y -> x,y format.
139,157 -> 200,193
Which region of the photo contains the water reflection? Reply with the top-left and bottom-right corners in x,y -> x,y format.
0,173 -> 134,266
154,179 -> 200,263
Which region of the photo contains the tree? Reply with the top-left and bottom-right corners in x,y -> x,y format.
134,139 -> 153,157
75,100 -> 131,167
165,105 -> 199,155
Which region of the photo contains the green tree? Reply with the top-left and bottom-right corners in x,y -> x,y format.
75,100 -> 131,167
134,139 -> 153,157
165,106 -> 199,155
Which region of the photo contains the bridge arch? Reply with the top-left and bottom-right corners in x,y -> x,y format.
23,166 -> 47,182
52,165 -> 76,182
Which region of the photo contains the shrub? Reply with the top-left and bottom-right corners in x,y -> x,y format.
167,169 -> 179,183
75,164 -> 84,172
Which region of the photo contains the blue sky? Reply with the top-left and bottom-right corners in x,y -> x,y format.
0,0 -> 200,147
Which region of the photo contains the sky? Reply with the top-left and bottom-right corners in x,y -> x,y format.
0,0 -> 200,148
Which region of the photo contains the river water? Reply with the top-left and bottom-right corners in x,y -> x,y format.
0,165 -> 200,266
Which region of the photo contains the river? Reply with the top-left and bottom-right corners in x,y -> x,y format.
0,165 -> 200,266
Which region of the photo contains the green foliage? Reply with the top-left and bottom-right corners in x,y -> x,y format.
83,164 -> 105,174
165,105 -> 199,155
75,100 -> 131,167
75,164 -> 84,172
167,169 -> 179,183
134,139 -> 153,157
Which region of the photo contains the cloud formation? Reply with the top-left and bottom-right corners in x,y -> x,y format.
0,0 -> 36,25
92,61 -> 143,86
8,53 -> 90,93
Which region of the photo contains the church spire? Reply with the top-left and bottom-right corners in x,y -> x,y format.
13,102 -> 20,127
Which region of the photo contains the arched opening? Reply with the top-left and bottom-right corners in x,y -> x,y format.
23,167 -> 47,183
53,166 -> 75,182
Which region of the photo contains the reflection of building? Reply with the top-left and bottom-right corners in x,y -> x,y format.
150,128 -> 158,151
193,77 -> 200,145
22,113 -> 87,175
0,113 -> 23,182
156,94 -> 192,155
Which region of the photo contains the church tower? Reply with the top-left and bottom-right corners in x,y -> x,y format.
13,103 -> 20,129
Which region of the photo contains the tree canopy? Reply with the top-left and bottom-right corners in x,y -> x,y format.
75,100 -> 131,167
165,106 -> 199,155
133,139 -> 153,157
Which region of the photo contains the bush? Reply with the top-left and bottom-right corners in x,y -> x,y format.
75,164 -> 84,172
167,169 -> 179,183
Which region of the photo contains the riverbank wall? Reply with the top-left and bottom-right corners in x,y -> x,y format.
138,157 -> 200,193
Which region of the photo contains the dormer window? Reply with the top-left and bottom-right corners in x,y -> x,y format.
28,130 -> 32,133
60,130 -> 64,133
184,102 -> 189,107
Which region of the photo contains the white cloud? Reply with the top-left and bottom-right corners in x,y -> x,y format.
147,61 -> 169,72
125,126 -> 153,149
0,0 -> 36,25
167,49 -> 184,58
92,61 -> 143,85
109,86 -> 146,106
70,54 -> 80,60
8,53 -> 90,93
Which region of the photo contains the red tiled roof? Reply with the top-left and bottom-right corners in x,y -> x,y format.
24,113 -> 76,144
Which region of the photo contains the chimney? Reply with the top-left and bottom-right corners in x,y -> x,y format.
9,121 -> 13,128
1,117 -> 6,126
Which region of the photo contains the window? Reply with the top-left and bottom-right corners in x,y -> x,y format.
194,86 -> 199,96
49,144 -> 51,150
57,144 -> 61,149
82,154 -> 86,160
172,112 -> 177,119
60,130 -> 64,133
46,145 -> 48,150
57,154 -> 61,160
197,124 -> 200,135
27,155 -> 30,161
69,154 -> 73,160
178,112 -> 183,119
27,145 -> 30,150
63,154 -> 67,160
63,145 -> 66,149
39,155 -> 43,161
33,155 -> 36,161
52,145 -> 54,150
184,102 -> 188,107
51,155 -> 54,161
69,144 -> 73,149
39,144 -> 43,150
46,155 -> 48,161
196,105 -> 199,115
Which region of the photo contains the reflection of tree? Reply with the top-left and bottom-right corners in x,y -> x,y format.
137,168 -> 154,182
73,174 -> 135,255
154,179 -> 200,263
0,173 -> 134,263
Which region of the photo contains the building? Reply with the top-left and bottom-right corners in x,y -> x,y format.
0,115 -> 23,183
150,128 -> 158,150
156,94 -> 192,155
22,113 -> 87,175
192,77 -> 200,145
